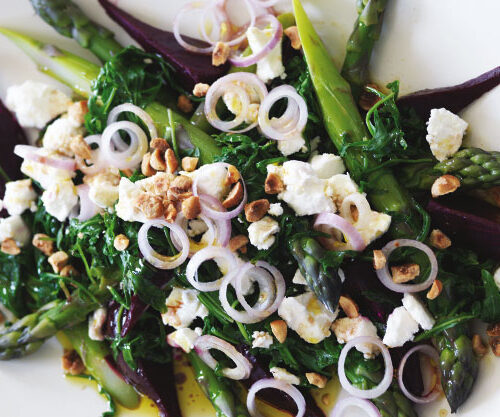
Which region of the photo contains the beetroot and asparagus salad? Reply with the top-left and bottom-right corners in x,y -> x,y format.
0,1 -> 499,417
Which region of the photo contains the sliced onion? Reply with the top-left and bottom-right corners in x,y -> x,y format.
173,212 -> 217,255
340,193 -> 372,229
375,239 -> 438,293
14,145 -> 76,171
198,194 -> 232,246
75,184 -> 100,222
194,335 -> 252,380
247,378 -> 306,417
331,397 -> 381,417
338,336 -> 393,399
185,245 -> 239,291
314,212 -> 366,251
398,344 -> 441,404
249,0 -> 281,7
76,135 -> 107,175
173,1 -> 215,54
138,220 -> 190,269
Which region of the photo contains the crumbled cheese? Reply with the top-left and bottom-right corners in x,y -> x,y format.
0,215 -> 31,246
182,163 -> 230,201
187,219 -> 209,237
5,80 -> 71,128
331,317 -> 379,358
21,151 -> 75,190
223,91 -> 260,125
270,367 -> 300,385
268,203 -> 283,217
402,293 -> 435,331
278,292 -> 338,344
248,216 -> 280,250
88,307 -> 107,341
356,211 -> 392,247
326,174 -> 359,208
383,306 -> 419,348
310,154 -> 346,179
426,108 -> 468,162
43,116 -> 84,156
161,287 -> 208,329
84,168 -> 121,209
115,177 -> 148,223
292,268 -> 307,285
277,136 -> 306,156
246,26 -> 285,83
494,267 -> 500,290
41,179 -> 78,222
167,328 -> 200,353
3,179 -> 37,215
252,331 -> 273,349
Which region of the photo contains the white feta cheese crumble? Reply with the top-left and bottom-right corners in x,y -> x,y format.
88,307 -> 107,341
21,151 -> 75,190
402,293 -> 435,331
494,267 -> 500,290
326,174 -> 359,208
268,203 -> 283,217
43,116 -> 84,156
182,163 -> 230,201
115,177 -> 147,223
167,328 -> 200,353
0,215 -> 30,246
310,154 -> 346,179
383,306 -> 419,348
246,26 -> 286,83
357,211 -> 392,247
252,331 -> 273,349
270,367 -> 300,385
84,168 -> 121,209
277,136 -> 306,156
41,179 -> 78,222
248,216 -> 280,250
278,291 -> 338,344
187,219 -> 209,237
292,268 -> 307,285
6,81 -> 71,129
426,108 -> 468,162
161,287 -> 208,329
331,317 -> 380,358
3,179 -> 37,215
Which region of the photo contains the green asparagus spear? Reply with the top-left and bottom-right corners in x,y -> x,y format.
341,0 -> 389,101
30,0 -> 122,63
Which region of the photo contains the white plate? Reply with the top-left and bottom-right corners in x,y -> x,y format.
0,1 -> 499,417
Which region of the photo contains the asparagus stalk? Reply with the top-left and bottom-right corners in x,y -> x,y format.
30,0 -> 122,63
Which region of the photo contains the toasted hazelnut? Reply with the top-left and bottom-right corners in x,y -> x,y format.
181,157 -> 199,172
193,83 -> 210,98
1,238 -> 20,255
170,175 -> 193,196
431,175 -> 461,198
67,101 -> 88,125
391,263 -> 420,284
239,245 -> 247,254
60,265 -> 79,278
212,41 -> 230,66
339,295 -> 359,318
165,148 -> 179,174
48,251 -> 69,274
270,320 -> 287,344
136,193 -> 164,219
121,169 -> 134,177
151,172 -> 173,195
486,323 -> 500,337
359,83 -> 382,111
150,148 -> 167,171
32,233 -> 54,256
141,152 -> 156,177
490,337 -> 500,357
373,249 -> 386,270
225,165 -> 241,186
284,26 -> 301,50
70,135 -> 92,160
472,334 -> 488,356
182,196 -> 202,220
150,137 -> 170,152
305,372 -> 327,389
264,172 -> 284,194
222,182 -> 244,209
228,235 -> 249,252
245,199 -> 270,223
164,202 -> 178,223
177,94 -> 194,113
321,394 -> 332,406
426,279 -> 443,300
114,234 -> 130,251
429,229 -> 451,250
62,349 -> 85,376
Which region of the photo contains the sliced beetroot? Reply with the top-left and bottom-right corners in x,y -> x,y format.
397,66 -> 500,120
98,0 -> 229,90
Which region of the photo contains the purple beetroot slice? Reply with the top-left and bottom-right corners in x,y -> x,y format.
98,0 -> 229,91
397,66 -> 500,120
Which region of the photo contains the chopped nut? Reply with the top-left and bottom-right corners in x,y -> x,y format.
391,263 -> 420,284
264,172 -> 284,194
228,235 -> 249,252
373,249 -> 386,270
245,199 -> 270,222
222,182 -> 244,209
141,152 -> 156,177
490,337 -> 500,357
170,175 -> 192,196
114,234 -> 130,251
239,245 -> 247,254
150,137 -> 170,152
177,94 -> 194,113
152,172 -> 173,195
339,295 -> 359,318
62,349 -> 85,375
486,323 -> 500,337
32,233 -> 54,256
67,101 -> 88,125
181,157 -> 199,172
212,41 -> 230,66
60,265 -> 79,278
70,135 -> 92,159
270,319 -> 287,344
150,148 -> 167,171
136,193 -> 164,219
165,148 -> 179,174
359,83 -> 382,112
1,238 -> 20,255
431,175 -> 461,198
305,372 -> 327,389
321,393 -> 332,406
284,26 -> 301,50
429,229 -> 451,250
164,202 -> 178,223
48,251 -> 69,274
426,279 -> 443,300
182,196 -> 202,220
472,334 -> 488,356
193,83 -> 210,98
225,165 -> 241,186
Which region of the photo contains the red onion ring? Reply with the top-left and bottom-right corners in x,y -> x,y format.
338,336 -> 393,399
76,135 -> 107,175
75,184 -> 100,222
331,397 -> 381,417
14,145 -> 76,171
249,0 -> 281,7
194,335 -> 252,380
247,378 -> 306,417
173,1 -> 215,54
340,193 -> 372,229
314,212 -> 367,251
398,344 -> 441,404
173,212 -> 217,255
198,194 -> 232,246
375,239 -> 438,293
138,220 -> 190,269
